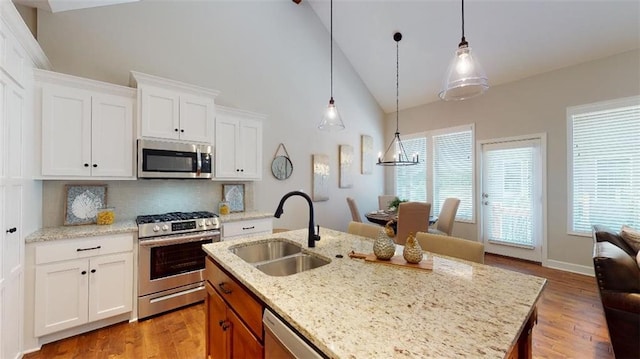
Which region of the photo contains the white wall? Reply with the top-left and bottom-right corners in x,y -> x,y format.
385,49 -> 640,271
35,1 -> 385,232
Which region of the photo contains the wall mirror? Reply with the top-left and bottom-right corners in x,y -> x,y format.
271,143 -> 293,180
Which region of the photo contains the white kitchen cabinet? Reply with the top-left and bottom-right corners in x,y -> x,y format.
37,71 -> 135,179
33,234 -> 133,337
215,106 -> 264,180
130,71 -> 219,144
221,218 -> 272,240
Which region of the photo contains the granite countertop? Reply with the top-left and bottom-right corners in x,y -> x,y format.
203,228 -> 547,359
25,211 -> 273,243
25,220 -> 138,243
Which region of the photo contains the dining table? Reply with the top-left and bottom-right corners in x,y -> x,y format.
365,210 -> 437,227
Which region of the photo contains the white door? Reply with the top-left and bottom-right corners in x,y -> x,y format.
88,252 -> 132,321
481,138 -> 544,262
34,259 -> 89,336
140,86 -> 180,140
239,119 -> 262,179
215,114 -> 240,178
91,94 -> 134,177
179,94 -> 214,143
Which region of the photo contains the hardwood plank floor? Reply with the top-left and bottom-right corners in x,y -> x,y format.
24,254 -> 612,359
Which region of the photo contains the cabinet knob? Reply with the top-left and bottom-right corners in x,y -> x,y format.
6,227 -> 17,234
240,169 -> 244,172
180,129 -> 184,133
84,163 -> 89,167
92,164 -> 98,168
221,321 -> 230,331
81,271 -> 87,275
236,169 -> 240,172
91,269 -> 96,273
174,128 -> 179,132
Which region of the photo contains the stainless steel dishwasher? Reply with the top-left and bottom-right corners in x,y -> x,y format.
263,309 -> 323,359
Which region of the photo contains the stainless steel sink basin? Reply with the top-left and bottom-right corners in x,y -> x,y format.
255,254 -> 330,277
230,239 -> 302,263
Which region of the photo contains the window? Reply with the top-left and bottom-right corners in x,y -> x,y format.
568,96 -> 640,234
395,136 -> 427,202
394,125 -> 474,222
432,128 -> 473,221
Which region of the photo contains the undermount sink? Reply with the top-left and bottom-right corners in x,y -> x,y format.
230,239 -> 302,263
255,253 -> 330,277
229,239 -> 330,276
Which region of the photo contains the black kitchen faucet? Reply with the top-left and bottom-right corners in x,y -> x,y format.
274,191 -> 320,248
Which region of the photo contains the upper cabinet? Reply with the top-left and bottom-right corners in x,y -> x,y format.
36,70 -> 136,179
130,71 -> 219,144
215,106 -> 264,180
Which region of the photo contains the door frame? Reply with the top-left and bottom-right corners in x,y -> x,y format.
477,133 -> 548,266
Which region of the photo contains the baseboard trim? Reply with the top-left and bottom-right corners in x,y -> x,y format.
545,259 -> 594,276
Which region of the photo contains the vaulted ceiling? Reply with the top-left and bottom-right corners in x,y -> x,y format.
13,0 -> 640,113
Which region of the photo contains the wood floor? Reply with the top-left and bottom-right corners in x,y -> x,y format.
24,254 -> 613,359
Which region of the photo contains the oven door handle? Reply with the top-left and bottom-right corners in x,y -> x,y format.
139,231 -> 220,247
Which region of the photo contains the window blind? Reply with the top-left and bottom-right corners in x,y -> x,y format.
395,136 -> 427,202
433,129 -> 473,221
569,99 -> 640,233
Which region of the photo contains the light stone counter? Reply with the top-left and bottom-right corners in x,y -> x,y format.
25,221 -> 138,243
217,211 -> 272,223
203,228 -> 547,359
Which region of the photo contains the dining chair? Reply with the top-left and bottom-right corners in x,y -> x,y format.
395,202 -> 431,245
347,221 -> 382,239
415,232 -> 485,264
378,195 -> 396,211
428,198 -> 461,236
346,197 -> 363,223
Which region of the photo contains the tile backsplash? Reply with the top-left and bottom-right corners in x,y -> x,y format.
42,180 -> 254,227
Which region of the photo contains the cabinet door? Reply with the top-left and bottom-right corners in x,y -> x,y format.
6,82 -> 23,179
91,94 -> 134,177
206,282 -> 229,359
140,86 -> 180,140
179,94 -> 214,143
3,185 -> 22,279
34,259 -> 89,336
88,252 -> 133,322
215,116 -> 240,178
41,84 -> 92,176
238,119 -> 262,180
228,307 -> 263,359
1,273 -> 22,359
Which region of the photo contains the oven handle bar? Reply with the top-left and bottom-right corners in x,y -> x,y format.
139,230 -> 220,247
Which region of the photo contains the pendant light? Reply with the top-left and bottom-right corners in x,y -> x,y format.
377,32 -> 418,167
439,0 -> 489,101
318,0 -> 345,131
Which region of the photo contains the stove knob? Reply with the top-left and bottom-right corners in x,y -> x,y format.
162,225 -> 169,231
205,220 -> 212,226
199,219 -> 205,227
153,225 -> 160,232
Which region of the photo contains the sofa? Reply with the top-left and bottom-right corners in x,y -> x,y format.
592,225 -> 640,358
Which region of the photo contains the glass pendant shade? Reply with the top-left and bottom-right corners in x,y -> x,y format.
318,97 -> 345,131
439,44 -> 488,101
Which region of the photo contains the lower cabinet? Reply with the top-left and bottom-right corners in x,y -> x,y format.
33,234 -> 133,337
221,217 -> 273,240
205,257 -> 263,359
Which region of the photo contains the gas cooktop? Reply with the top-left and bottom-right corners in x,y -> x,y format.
136,211 -> 220,238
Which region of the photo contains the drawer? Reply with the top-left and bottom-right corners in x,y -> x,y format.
35,233 -> 133,265
206,257 -> 263,339
222,218 -> 272,239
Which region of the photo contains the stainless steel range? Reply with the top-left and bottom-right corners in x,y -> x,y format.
137,211 -> 220,319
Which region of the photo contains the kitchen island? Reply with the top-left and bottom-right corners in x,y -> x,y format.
203,228 -> 546,358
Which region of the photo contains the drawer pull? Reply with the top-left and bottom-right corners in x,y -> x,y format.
218,282 -> 232,295
81,270 -> 87,275
91,269 -> 96,273
77,245 -> 101,252
6,227 -> 17,234
242,226 -> 255,230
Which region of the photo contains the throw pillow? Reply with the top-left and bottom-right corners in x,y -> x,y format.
620,225 -> 640,254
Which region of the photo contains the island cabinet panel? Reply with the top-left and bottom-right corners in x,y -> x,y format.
205,258 -> 264,359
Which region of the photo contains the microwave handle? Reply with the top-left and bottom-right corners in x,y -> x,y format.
196,148 -> 202,176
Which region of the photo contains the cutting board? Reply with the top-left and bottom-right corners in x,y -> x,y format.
348,251 -> 433,271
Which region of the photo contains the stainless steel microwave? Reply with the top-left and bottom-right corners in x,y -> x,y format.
137,139 -> 212,179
